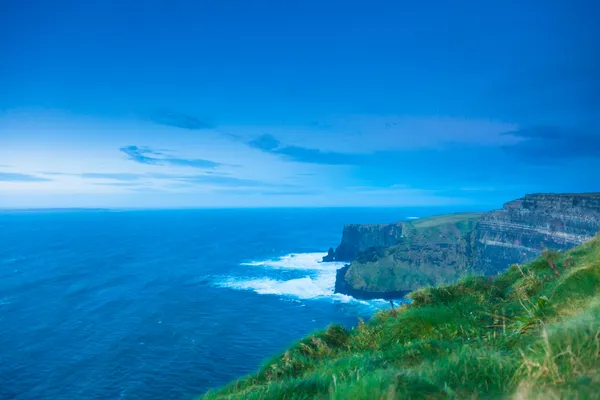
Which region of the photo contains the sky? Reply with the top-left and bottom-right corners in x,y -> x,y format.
1,0 -> 599,208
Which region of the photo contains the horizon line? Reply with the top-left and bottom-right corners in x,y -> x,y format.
0,204 -> 491,212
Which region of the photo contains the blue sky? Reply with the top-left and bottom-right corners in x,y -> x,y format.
1,0 -> 598,208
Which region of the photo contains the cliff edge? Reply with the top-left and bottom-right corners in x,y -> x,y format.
331,193 -> 600,299
323,222 -> 405,262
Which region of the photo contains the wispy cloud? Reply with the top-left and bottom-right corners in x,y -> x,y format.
501,126 -> 600,164
81,173 -> 143,181
38,170 -> 282,189
39,172 -> 73,176
259,189 -> 321,196
248,134 -> 364,165
178,174 -> 282,187
91,182 -> 142,187
41,172 -> 146,181
119,145 -> 221,168
215,187 -> 321,196
0,172 -> 51,182
148,172 -> 284,188
147,109 -> 214,130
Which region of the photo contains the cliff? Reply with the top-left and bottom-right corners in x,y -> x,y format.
332,193 -> 600,299
334,213 -> 482,298
323,222 -> 405,262
475,193 -> 600,274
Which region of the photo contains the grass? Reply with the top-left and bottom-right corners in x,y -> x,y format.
344,212 -> 483,295
200,234 -> 600,400
406,212 -> 483,229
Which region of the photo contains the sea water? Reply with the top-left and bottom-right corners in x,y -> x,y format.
0,207 -> 456,399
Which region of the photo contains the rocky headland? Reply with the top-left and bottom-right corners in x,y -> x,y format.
327,193 -> 600,299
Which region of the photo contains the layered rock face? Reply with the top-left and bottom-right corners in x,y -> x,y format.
330,193 -> 600,299
324,223 -> 405,262
475,193 -> 600,275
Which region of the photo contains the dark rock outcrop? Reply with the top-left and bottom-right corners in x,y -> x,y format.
322,247 -> 336,262
331,193 -> 600,299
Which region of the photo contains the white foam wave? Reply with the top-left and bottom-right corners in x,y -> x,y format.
217,276 -> 331,299
215,252 -> 386,306
216,275 -> 371,304
406,216 -> 420,220
241,252 -> 345,271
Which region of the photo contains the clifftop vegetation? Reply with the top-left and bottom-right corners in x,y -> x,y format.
341,213 -> 481,297
201,234 -> 600,399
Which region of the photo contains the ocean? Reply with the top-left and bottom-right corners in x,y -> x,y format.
0,207 -> 456,400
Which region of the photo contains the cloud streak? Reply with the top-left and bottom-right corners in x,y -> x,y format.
39,170 -> 283,189
147,109 -> 214,130
119,146 -> 221,169
149,172 -> 286,188
81,173 -> 143,181
0,172 -> 51,182
178,175 -> 275,187
248,134 -> 365,165
91,182 -> 143,187
215,187 -> 322,196
501,126 -> 600,164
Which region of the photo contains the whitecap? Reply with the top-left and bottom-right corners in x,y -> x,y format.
215,252 -> 387,307
240,252 -> 345,271
216,275 -> 333,300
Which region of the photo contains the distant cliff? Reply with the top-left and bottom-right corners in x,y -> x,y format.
330,193 -> 600,299
332,213 -> 482,298
323,223 -> 405,262
475,193 -> 600,275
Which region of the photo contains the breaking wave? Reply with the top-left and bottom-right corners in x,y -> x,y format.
215,253 -> 385,306
240,252 -> 342,271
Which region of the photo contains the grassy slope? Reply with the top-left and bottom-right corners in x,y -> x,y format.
201,235 -> 600,399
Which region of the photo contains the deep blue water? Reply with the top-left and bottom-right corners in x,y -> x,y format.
0,208 -> 457,400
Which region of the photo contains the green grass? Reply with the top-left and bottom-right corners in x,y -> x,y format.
344,212 -> 483,294
406,212 -> 483,229
200,234 -> 600,400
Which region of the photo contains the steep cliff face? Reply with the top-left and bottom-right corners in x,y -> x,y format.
475,193 -> 600,275
325,223 -> 405,261
332,193 -> 600,299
